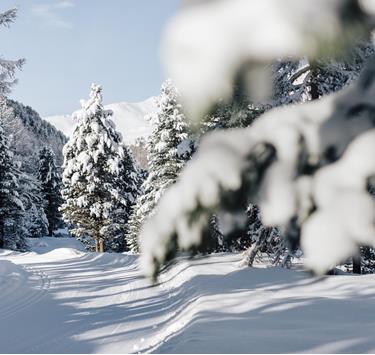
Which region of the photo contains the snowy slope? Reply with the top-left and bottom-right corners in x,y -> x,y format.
4,99 -> 67,167
1,239 -> 375,353
44,97 -> 157,144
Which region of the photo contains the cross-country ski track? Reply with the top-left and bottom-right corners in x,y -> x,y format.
1,237 -> 375,353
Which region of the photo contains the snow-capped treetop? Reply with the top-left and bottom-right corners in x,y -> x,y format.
45,97 -> 157,146
72,84 -> 113,123
63,83 -> 124,180
143,79 -> 189,207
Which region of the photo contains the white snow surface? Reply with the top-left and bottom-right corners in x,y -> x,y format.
1,238 -> 375,353
44,97 -> 157,144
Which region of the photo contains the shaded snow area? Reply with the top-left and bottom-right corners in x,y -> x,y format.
1,239 -> 375,353
44,97 -> 157,144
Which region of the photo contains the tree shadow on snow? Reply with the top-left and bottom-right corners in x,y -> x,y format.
3,252 -> 375,354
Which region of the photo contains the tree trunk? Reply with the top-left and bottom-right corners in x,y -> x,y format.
309,80 -> 319,101
353,254 -> 361,274
95,238 -> 99,252
0,223 -> 4,248
99,238 -> 105,253
309,62 -> 320,101
247,228 -> 269,266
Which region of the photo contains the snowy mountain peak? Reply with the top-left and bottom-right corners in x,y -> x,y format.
44,97 -> 158,144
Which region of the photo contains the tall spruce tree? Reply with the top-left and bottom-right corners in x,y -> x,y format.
0,7 -> 39,250
126,80 -> 189,252
0,100 -> 27,250
61,84 -> 139,252
38,147 -> 63,236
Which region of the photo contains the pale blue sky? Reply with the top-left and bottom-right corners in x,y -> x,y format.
0,0 -> 180,116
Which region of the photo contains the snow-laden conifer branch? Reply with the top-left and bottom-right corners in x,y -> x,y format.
141,61 -> 375,277
0,8 -> 17,28
162,0 -> 375,123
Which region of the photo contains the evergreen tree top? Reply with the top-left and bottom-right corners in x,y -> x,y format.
72,83 -> 113,122
39,146 -> 55,159
64,83 -> 124,176
145,79 -> 189,171
38,147 -> 59,186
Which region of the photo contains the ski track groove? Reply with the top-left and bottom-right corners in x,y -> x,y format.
24,254 -> 140,354
1,248 -> 227,353
136,265 -> 195,354
0,265 -> 51,321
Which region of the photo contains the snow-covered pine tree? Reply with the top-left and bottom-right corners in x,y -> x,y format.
126,80 -> 189,252
0,7 -> 32,250
0,100 -> 27,250
61,84 -> 137,252
126,208 -> 142,253
19,170 -> 49,238
38,147 -> 63,236
101,146 -> 142,252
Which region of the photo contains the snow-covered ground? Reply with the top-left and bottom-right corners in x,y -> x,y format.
1,238 -> 375,353
44,98 -> 157,144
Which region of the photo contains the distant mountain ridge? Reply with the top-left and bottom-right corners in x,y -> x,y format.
44,97 -> 158,144
3,99 -> 67,171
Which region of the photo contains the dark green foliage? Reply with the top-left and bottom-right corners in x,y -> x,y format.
0,117 -> 27,250
38,147 -> 63,236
